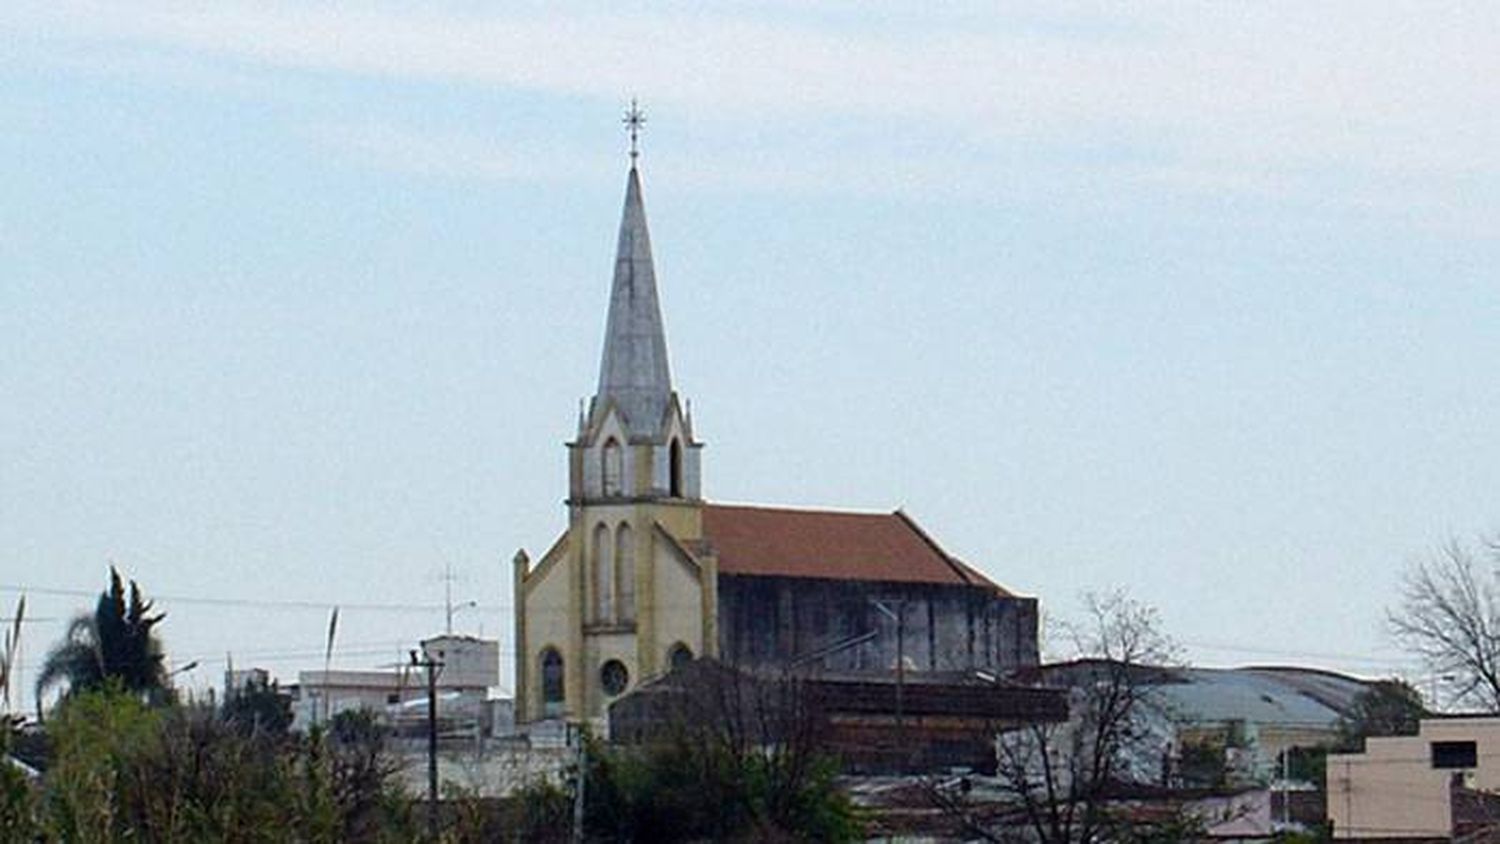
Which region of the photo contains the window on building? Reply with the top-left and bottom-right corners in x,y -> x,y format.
600,659 -> 629,697
668,643 -> 694,671
1432,740 -> 1478,769
669,438 -> 683,497
541,648 -> 564,717
602,439 -> 623,496
616,524 -> 635,622
593,523 -> 614,623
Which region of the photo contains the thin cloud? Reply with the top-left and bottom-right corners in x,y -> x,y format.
303,122 -> 565,183
9,1 -> 1498,227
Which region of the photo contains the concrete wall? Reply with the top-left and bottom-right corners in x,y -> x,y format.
421,636 -> 499,689
715,574 -> 1039,675
393,741 -> 571,799
1327,717 -> 1500,839
291,670 -> 420,731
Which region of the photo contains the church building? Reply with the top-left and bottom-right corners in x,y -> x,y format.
512,145 -> 1039,725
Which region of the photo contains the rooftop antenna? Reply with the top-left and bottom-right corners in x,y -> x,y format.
441,562 -> 476,636
623,98 -> 646,164
444,562 -> 458,635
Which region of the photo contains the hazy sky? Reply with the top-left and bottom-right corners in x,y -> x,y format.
4,2 -> 1499,699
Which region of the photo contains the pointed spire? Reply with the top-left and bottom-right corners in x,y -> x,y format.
595,164 -> 673,436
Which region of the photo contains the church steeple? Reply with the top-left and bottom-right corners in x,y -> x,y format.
572,103 -> 700,507
594,164 -> 673,437
515,108 -> 715,725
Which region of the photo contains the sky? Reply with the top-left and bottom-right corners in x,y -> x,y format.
3,2 -> 1499,703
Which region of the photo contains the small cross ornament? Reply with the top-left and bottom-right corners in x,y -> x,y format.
623,99 -> 646,162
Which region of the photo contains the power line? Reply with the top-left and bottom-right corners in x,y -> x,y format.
1180,637 -> 1415,668
0,583 -> 505,613
0,583 -> 1436,670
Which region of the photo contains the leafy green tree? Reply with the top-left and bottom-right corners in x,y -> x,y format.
35,568 -> 169,706
578,734 -> 860,843
41,685 -> 161,841
580,666 -> 863,842
502,779 -> 572,842
41,688 -> 415,841
322,709 -> 407,841
222,678 -> 293,737
0,716 -> 40,840
1337,679 -> 1426,750
1274,679 -> 1426,792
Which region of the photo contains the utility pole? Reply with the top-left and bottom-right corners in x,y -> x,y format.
570,721 -> 587,843
443,563 -> 456,635
895,601 -> 905,763
872,599 -> 907,771
411,648 -> 444,841
1279,749 -> 1289,829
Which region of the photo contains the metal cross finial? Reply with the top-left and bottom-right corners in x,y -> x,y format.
623,99 -> 646,163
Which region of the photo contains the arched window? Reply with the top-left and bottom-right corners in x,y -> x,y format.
669,438 -> 683,497
540,648 -> 564,717
592,523 -> 614,623
616,524 -> 635,622
602,439 -> 623,496
668,643 -> 694,671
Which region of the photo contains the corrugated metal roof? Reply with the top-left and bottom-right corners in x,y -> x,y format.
702,503 -> 1009,591
1234,666 -> 1368,715
1156,668 -> 1361,728
1035,661 -> 1369,730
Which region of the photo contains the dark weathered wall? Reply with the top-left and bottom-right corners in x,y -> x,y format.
716,575 -> 1038,676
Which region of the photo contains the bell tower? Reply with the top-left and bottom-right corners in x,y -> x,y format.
515,104 -> 716,725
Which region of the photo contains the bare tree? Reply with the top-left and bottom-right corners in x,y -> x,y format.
928,590 -> 1184,843
1389,538 -> 1500,711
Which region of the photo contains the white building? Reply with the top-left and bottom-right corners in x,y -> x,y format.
289,635 -> 503,733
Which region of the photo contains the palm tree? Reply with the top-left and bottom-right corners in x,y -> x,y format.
36,568 -> 169,706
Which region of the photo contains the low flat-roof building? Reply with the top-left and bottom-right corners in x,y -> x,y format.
289,634 -> 501,732
609,659 -> 1067,774
1327,716 -> 1500,840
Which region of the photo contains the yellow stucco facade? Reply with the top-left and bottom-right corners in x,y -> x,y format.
513,401 -> 717,724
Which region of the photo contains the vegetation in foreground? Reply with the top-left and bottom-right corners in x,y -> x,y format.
4,568 -> 860,841
5,689 -> 417,842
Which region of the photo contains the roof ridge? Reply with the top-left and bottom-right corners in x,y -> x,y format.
705,500 -> 897,517
893,509 -> 1006,593
702,503 -> 1025,591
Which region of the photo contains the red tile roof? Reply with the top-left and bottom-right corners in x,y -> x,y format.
701,503 -> 1009,593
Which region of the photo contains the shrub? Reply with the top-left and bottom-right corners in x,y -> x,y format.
39,689 -> 414,841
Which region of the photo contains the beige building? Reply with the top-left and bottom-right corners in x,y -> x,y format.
513,157 -> 1038,726
1327,716 -> 1500,839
